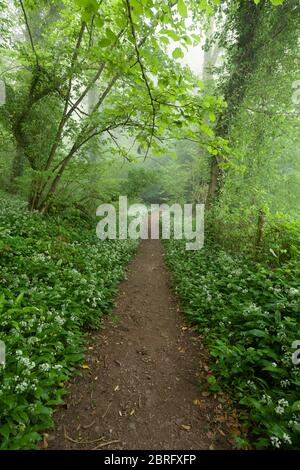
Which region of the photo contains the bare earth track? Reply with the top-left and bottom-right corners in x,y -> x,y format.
48,239 -> 236,450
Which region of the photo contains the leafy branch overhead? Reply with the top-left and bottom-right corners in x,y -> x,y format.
0,0 -> 227,212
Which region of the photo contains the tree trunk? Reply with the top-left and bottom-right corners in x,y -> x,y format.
206,155 -> 221,208
9,140 -> 25,192
255,208 -> 265,257
206,0 -> 264,207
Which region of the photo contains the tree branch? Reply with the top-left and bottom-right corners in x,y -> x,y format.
125,0 -> 156,161
44,21 -> 86,171
19,0 -> 40,67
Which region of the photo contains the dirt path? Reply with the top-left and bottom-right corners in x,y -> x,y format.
48,240 -> 235,450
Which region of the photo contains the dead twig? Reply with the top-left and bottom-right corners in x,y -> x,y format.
82,420 -> 96,430
90,390 -> 96,410
63,425 -> 105,445
102,402 -> 112,419
92,439 -> 120,450
103,354 -> 108,368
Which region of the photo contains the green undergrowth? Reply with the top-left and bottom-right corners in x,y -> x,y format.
165,238 -> 300,449
0,193 -> 137,449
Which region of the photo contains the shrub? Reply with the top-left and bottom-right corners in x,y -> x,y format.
0,194 -> 137,449
165,239 -> 300,449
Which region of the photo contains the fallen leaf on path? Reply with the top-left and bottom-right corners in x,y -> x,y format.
181,424 -> 191,431
193,399 -> 205,408
81,364 -> 90,369
215,415 -> 227,423
41,433 -> 49,449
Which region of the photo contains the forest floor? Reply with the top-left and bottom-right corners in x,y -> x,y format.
47,239 -> 237,450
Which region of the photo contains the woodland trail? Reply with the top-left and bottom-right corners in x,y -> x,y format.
48,240 -> 235,450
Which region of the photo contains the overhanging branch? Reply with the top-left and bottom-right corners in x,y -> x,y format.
125,0 -> 156,161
